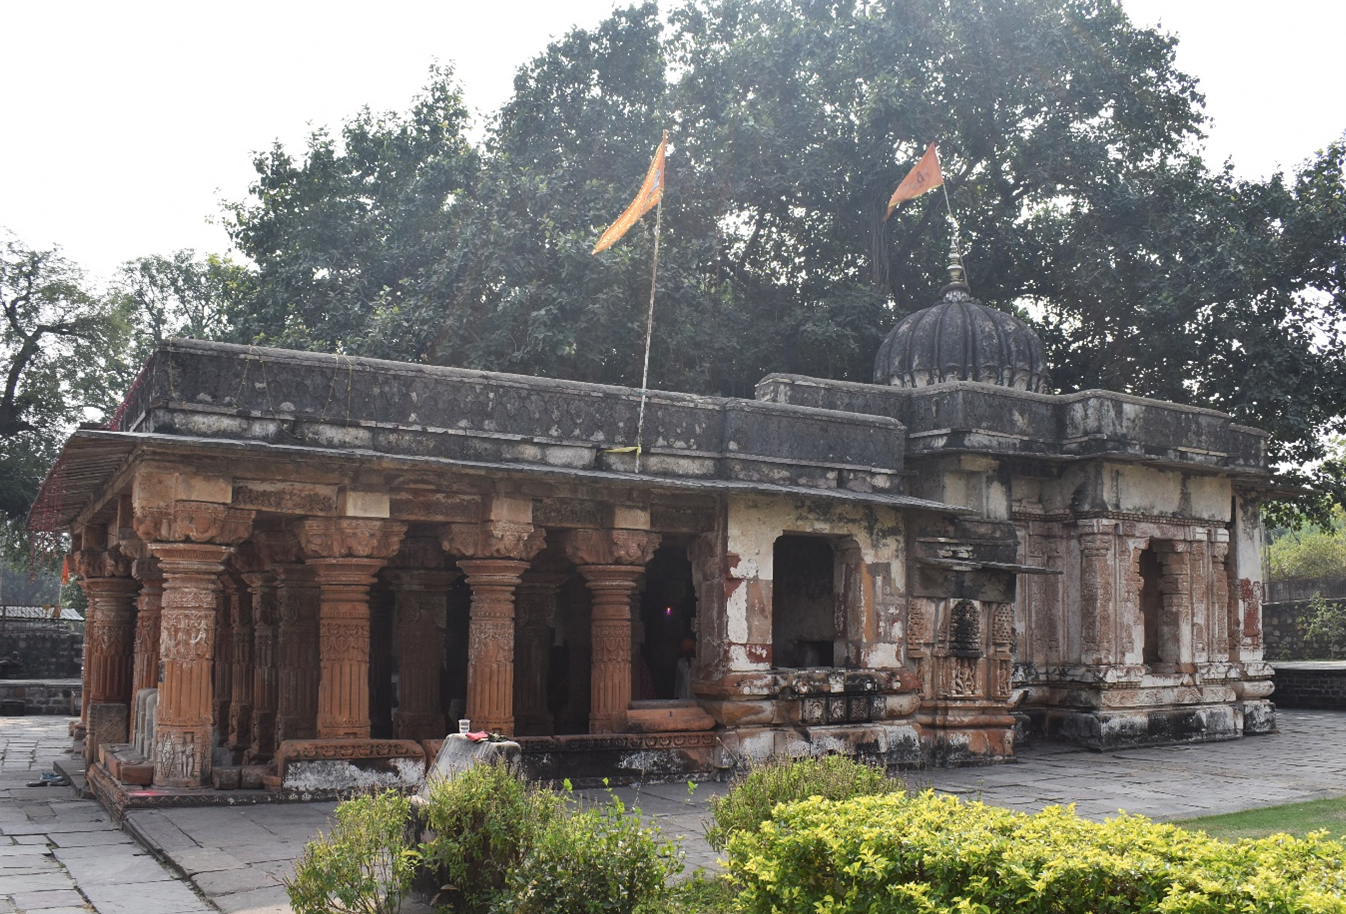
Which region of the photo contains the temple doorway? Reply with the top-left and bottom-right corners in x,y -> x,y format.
638,543 -> 698,700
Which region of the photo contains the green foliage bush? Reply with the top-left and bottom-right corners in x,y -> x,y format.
727,791 -> 1346,914
705,754 -> 903,852
286,791 -> 418,914
417,762 -> 562,913
504,791 -> 684,914
1269,507 -> 1346,580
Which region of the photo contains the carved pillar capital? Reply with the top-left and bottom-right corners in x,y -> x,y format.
294,517 -> 407,561
134,503 -> 255,546
71,547 -> 133,581
563,528 -> 660,567
439,520 -> 545,562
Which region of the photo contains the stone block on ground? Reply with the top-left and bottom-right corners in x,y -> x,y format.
418,734 -> 521,797
86,702 -> 129,765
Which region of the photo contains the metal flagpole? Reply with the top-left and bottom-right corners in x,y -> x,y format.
634,196 -> 663,474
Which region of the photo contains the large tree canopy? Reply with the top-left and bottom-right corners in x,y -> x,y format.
219,0 -> 1346,515
3,0 -> 1334,539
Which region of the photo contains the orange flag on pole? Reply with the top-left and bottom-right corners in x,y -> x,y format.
886,142 -> 943,219
593,131 -> 667,254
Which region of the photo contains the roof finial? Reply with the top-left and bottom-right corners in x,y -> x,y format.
946,237 -> 968,290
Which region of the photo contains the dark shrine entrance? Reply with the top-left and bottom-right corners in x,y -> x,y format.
638,543 -> 698,700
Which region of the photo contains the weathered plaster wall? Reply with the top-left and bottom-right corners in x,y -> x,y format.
719,495 -> 906,676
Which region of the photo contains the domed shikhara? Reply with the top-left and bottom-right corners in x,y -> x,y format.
873,283 -> 1051,393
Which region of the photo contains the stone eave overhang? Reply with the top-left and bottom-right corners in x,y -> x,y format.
32,429 -> 971,532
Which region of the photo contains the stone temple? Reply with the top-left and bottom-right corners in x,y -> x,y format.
33,258 -> 1276,805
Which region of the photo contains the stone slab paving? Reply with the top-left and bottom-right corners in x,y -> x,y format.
916,708 -> 1346,821
7,710 -> 1346,913
0,714 -> 213,914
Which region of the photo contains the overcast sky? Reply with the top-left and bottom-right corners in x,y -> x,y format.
2,0 -> 1343,283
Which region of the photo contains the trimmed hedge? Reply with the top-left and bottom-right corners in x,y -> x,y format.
727,792 -> 1346,913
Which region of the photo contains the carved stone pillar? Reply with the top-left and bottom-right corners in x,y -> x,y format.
369,587 -> 396,739
1156,540 -> 1195,671
386,537 -> 455,741
137,501 -> 254,788
213,590 -> 232,748
563,529 -> 660,733
225,575 -> 253,760
273,562 -> 320,743
241,567 -> 279,763
439,520 -> 546,735
1077,526 -> 1115,666
147,544 -> 231,787
295,518 -> 407,740
514,556 -> 568,736
74,547 -> 138,762
131,558 -> 164,699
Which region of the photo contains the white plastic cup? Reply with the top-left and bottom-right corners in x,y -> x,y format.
458,719 -> 471,735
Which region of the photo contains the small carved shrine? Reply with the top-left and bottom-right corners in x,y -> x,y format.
34,260 -> 1277,807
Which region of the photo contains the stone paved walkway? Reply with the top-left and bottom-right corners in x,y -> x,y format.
3,709 -> 1346,913
0,715 -> 212,914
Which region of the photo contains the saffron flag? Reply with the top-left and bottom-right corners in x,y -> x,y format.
886,142 -> 943,219
592,131 -> 667,254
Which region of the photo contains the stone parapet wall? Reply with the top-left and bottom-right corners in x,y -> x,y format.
756,373 -> 1268,472
1271,663 -> 1346,709
0,679 -> 82,715
0,622 -> 84,679
1264,601 -> 1346,661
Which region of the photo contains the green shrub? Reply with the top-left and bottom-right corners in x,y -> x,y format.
417,762 -> 562,913
705,754 -> 903,852
286,790 -> 418,914
504,791 -> 684,914
727,791 -> 1346,914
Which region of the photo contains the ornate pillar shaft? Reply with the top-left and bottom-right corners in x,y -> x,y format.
274,565 -> 320,743
514,570 -> 565,735
149,543 -> 232,787
78,554 -> 139,763
131,559 -> 164,699
242,571 -> 279,762
456,560 -> 527,734
580,566 -> 644,733
1077,528 -> 1115,666
309,559 -> 384,738
387,567 -> 454,741
563,527 -> 660,735
295,518 -> 407,741
81,576 -> 140,707
226,577 -> 253,758
440,518 -> 546,737
369,588 -> 395,739
213,591 -> 232,746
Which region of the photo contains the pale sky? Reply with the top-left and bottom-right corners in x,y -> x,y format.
1,0 -> 1343,283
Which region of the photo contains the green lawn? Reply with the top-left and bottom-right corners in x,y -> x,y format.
1172,796 -> 1346,841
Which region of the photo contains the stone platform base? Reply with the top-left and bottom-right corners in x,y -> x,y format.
712,722 -> 926,773
1027,702 -> 1275,750
515,731 -> 718,785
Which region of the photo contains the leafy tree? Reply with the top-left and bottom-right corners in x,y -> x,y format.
114,250 -> 247,354
222,64 -> 478,357
211,0 -> 1345,513
0,232 -> 130,567
1268,509 -> 1346,580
